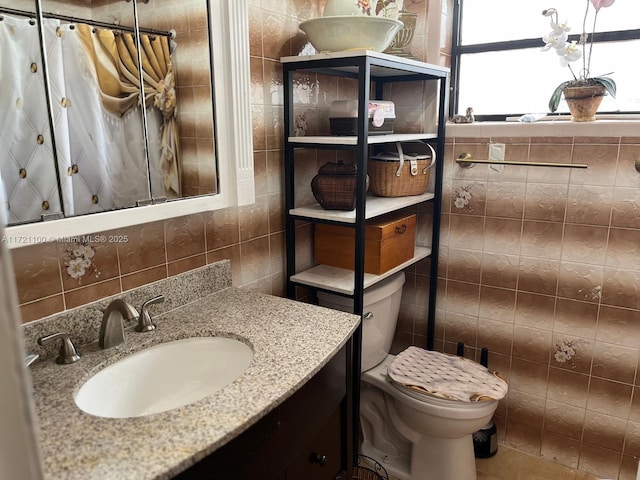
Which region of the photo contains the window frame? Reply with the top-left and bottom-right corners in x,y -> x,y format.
449,0 -> 640,120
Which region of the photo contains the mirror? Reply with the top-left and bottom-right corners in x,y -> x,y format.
3,0 -> 253,247
137,0 -> 217,199
1,0 -> 220,226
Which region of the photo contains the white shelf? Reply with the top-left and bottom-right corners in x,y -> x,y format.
290,192 -> 434,223
291,246 -> 432,295
288,133 -> 438,146
280,50 -> 450,79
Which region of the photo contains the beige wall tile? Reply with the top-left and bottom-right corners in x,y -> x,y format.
543,399 -> 585,441
554,299 -> 598,339
486,182 -> 526,219
582,410 -> 627,452
611,187 -> 640,229
19,295 -> 65,324
12,242 -> 62,305
570,144 -> 620,187
515,292 -> 555,330
447,248 -> 482,283
484,217 -> 523,255
541,431 -> 581,469
596,306 -> 640,347
518,257 -> 559,296
448,214 -> 485,250
587,378 -> 633,418
561,224 -> 608,266
481,252 -> 519,289
510,358 -> 549,396
520,221 -> 563,260
602,267 -> 640,310
557,262 -> 603,304
565,185 -> 613,226
547,367 -> 590,408
524,183 -> 568,222
512,325 -> 551,364
591,342 -> 638,384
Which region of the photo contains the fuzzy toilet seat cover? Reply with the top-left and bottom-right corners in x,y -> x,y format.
387,346 -> 508,402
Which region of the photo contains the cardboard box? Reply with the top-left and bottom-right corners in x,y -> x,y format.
314,213 -> 416,275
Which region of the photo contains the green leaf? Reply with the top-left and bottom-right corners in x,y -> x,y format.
549,81 -> 570,113
593,76 -> 617,98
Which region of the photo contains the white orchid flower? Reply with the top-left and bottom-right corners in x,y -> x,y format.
549,18 -> 571,35
559,40 -> 582,66
542,30 -> 568,51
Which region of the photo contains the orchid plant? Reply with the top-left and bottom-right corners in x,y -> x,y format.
542,0 -> 616,112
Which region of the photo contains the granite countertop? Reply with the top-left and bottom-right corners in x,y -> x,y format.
29,287 -> 360,480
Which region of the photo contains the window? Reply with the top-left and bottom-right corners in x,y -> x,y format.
451,0 -> 640,118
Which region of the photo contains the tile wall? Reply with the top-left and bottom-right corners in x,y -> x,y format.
409,134 -> 640,480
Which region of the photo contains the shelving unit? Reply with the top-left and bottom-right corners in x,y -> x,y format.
281,50 -> 449,461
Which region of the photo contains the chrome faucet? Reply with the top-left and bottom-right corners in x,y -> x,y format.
99,299 -> 139,349
135,295 -> 165,332
37,332 -> 81,364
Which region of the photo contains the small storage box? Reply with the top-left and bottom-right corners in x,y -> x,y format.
314,213 -> 416,275
329,100 -> 395,136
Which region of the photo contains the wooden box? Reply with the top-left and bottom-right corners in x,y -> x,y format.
314,213 -> 416,275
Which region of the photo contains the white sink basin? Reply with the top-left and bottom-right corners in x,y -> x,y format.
75,337 -> 253,418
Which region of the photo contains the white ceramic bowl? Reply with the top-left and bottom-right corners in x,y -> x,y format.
299,16 -> 403,53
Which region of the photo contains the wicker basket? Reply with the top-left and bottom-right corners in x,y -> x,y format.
369,142 -> 436,197
311,161 -> 361,210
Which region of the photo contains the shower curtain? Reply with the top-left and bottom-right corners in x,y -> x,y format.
0,15 -> 181,223
0,15 -> 63,224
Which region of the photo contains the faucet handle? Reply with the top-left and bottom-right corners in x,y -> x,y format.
25,353 -> 40,367
37,332 -> 81,365
136,295 -> 165,332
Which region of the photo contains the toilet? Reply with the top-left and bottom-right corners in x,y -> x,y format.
318,271 -> 508,480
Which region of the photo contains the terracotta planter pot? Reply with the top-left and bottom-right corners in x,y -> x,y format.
563,84 -> 606,122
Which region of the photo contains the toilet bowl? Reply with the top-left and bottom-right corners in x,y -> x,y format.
361,355 -> 501,480
318,271 -> 508,480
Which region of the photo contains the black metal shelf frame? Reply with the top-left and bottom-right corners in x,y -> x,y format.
282,52 -> 449,461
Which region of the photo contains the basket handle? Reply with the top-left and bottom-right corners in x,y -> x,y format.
423,143 -> 437,174
394,142 -> 437,176
394,142 -> 405,177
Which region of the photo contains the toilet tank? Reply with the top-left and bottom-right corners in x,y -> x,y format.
317,271 -> 405,371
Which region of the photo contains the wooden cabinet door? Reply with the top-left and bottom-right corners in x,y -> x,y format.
285,406 -> 345,480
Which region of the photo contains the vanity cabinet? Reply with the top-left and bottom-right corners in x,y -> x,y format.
280,51 -> 449,452
174,341 -> 353,480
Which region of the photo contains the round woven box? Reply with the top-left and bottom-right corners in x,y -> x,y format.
369,142 -> 435,197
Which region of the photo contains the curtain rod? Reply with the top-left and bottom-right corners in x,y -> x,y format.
0,6 -> 175,39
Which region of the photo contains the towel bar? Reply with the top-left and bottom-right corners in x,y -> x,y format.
456,153 -> 587,169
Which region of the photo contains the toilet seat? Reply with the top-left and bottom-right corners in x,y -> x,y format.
387,347 -> 508,403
